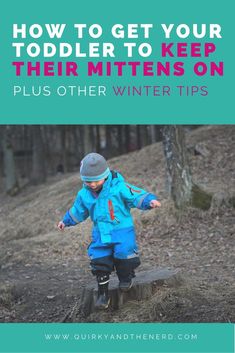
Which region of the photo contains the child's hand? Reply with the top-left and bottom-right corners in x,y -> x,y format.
57,221 -> 65,231
149,200 -> 161,208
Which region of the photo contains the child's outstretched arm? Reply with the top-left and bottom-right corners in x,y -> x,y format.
57,192 -> 89,231
120,182 -> 161,211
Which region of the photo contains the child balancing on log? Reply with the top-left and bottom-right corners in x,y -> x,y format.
58,153 -> 161,309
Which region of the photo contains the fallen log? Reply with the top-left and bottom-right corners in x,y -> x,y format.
80,267 -> 182,317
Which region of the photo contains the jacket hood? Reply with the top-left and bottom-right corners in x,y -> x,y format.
111,170 -> 125,185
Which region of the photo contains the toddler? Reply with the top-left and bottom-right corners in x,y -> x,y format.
58,153 -> 161,309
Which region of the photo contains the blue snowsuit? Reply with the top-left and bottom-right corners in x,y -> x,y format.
62,171 -> 158,279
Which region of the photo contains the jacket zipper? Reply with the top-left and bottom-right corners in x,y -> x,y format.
108,199 -> 120,223
108,199 -> 115,220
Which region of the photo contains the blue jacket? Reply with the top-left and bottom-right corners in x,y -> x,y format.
63,171 -> 158,244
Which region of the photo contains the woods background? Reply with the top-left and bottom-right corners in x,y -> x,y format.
0,125 -> 164,189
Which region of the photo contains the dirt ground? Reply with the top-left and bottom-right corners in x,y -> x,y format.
0,125 -> 234,323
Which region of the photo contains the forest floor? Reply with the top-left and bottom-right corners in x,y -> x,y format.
0,125 -> 234,323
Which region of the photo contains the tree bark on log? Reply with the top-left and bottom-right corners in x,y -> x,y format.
80,268 -> 182,317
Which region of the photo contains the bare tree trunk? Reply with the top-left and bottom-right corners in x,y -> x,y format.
72,126 -> 82,166
117,126 -> 124,154
149,125 -> 163,143
77,126 -> 85,160
150,125 -> 156,144
105,126 -> 112,157
124,125 -> 130,152
95,125 -> 101,153
155,126 -> 163,142
141,125 -> 150,146
83,126 -> 92,154
90,126 -> 97,152
2,126 -> 19,195
136,125 -> 141,149
30,125 -> 47,185
162,125 -> 192,209
59,126 -> 68,172
21,125 -> 32,179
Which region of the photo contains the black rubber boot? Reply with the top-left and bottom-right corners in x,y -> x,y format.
119,278 -> 133,292
95,274 -> 110,310
118,271 -> 135,292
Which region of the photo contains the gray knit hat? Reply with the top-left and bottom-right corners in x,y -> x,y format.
80,153 -> 110,182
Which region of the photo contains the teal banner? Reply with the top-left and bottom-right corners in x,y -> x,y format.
0,0 -> 234,123
0,323 -> 234,353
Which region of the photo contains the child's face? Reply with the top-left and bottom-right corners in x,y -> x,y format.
84,179 -> 105,191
